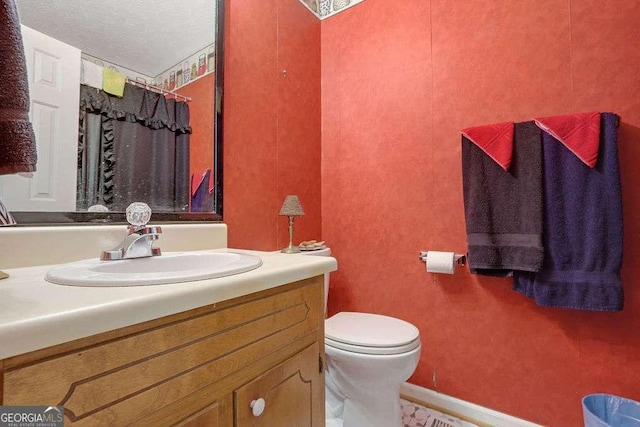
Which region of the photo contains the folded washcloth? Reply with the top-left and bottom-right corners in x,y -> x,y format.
461,121 -> 514,171
81,59 -> 103,90
0,0 -> 37,175
513,113 -> 623,311
462,121 -> 544,276
534,111 -> 600,167
103,67 -> 126,97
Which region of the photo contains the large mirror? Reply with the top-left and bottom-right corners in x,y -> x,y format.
2,0 -> 224,224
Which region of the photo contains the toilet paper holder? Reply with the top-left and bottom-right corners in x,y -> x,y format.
418,251 -> 466,266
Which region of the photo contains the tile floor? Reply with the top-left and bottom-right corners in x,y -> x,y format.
401,399 -> 479,427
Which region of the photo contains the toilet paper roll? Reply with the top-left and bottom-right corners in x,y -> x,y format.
425,251 -> 455,274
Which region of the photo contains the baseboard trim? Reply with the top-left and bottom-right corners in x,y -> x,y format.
400,383 -> 543,427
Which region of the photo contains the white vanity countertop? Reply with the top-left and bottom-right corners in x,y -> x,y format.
0,249 -> 337,360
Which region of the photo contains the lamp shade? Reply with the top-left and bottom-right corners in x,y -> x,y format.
279,195 -> 305,216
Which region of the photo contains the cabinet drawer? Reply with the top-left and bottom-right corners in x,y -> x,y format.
235,342 -> 324,427
1,276 -> 323,426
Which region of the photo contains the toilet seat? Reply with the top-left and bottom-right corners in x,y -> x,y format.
325,336 -> 420,355
325,312 -> 420,355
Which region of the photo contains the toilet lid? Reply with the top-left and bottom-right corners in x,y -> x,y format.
325,312 -> 420,350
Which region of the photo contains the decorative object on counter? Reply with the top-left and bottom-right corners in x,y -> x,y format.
0,197 -> 17,226
0,0 -> 37,176
279,195 -> 305,253
299,240 -> 326,251
0,271 -> 8,280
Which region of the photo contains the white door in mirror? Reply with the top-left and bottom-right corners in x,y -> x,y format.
0,25 -> 80,211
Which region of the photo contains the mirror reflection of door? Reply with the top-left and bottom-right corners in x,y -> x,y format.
0,26 -> 80,211
2,0 -> 217,214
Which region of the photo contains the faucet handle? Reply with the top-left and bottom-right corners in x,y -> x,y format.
126,202 -> 151,229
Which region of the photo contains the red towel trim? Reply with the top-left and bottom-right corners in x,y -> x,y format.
461,122 -> 514,171
191,169 -> 209,197
533,112 -> 601,168
191,169 -> 216,196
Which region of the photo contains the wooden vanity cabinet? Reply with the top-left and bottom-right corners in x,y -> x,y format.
0,276 -> 325,426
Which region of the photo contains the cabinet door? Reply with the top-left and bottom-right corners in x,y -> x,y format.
175,397 -> 232,427
235,343 -> 323,427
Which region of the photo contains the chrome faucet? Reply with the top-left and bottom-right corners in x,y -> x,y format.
100,202 -> 162,261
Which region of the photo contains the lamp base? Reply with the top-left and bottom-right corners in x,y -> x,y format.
281,245 -> 301,254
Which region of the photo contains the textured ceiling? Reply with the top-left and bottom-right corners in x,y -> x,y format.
15,0 -> 216,77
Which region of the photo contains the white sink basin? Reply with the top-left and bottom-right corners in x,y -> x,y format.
44,252 -> 263,287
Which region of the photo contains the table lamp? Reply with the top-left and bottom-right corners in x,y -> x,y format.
279,195 -> 305,253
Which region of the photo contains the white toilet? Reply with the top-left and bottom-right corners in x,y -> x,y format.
300,247 -> 421,427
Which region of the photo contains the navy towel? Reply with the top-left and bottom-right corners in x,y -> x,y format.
513,113 -> 623,311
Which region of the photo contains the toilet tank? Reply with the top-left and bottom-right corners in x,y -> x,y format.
298,247 -> 331,315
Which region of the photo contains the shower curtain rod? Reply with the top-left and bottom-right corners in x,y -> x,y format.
126,78 -> 192,102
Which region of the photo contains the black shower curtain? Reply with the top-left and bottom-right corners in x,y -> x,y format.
77,84 -> 191,212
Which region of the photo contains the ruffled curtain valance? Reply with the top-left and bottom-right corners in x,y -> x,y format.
79,84 -> 192,133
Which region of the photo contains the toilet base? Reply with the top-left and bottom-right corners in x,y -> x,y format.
325,364 -> 404,427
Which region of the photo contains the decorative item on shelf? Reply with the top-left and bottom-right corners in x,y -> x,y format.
176,67 -> 183,87
182,61 -> 190,85
279,195 -> 305,253
191,62 -> 198,80
207,45 -> 215,72
197,53 -> 206,76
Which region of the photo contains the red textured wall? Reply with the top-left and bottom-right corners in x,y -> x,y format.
177,73 -> 215,181
321,1 -> 640,426
224,0 -> 321,250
